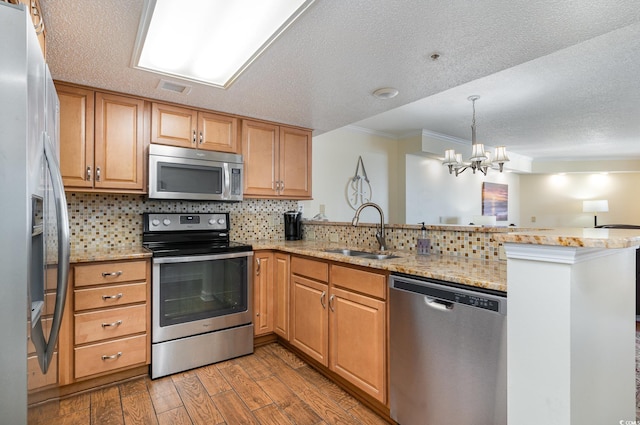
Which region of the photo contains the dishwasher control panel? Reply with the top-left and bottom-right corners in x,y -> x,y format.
390,274 -> 507,315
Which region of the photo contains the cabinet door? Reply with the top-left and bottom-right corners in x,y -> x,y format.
94,93 -> 145,190
199,111 -> 238,153
253,251 -> 274,336
273,253 -> 290,340
290,275 -> 328,366
242,120 -> 279,197
329,286 -> 386,403
280,126 -> 312,198
151,102 -> 197,148
56,84 -> 94,189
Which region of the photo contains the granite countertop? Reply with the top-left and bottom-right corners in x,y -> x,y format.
494,227 -> 640,249
70,246 -> 152,263
246,240 -> 507,292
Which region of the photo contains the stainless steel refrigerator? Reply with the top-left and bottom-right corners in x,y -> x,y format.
0,3 -> 70,423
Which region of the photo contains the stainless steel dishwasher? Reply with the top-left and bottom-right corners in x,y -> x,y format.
389,273 -> 507,425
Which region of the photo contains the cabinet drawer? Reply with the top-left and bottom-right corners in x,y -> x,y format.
74,260 -> 147,287
27,318 -> 52,355
75,282 -> 147,311
330,265 -> 387,300
74,334 -> 147,379
75,305 -> 146,344
291,256 -> 328,282
28,352 -> 58,391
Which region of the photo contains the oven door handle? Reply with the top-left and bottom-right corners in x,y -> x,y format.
152,251 -> 254,264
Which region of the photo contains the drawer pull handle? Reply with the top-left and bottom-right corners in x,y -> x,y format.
329,294 -> 335,312
101,293 -> 123,301
101,271 -> 123,278
101,352 -> 122,361
320,291 -> 326,309
101,320 -> 123,328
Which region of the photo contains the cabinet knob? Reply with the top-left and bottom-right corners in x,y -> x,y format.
96,167 -> 101,182
192,130 -> 197,144
256,313 -> 260,317
86,166 -> 91,181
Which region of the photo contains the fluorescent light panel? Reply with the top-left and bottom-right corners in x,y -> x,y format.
133,0 -> 314,89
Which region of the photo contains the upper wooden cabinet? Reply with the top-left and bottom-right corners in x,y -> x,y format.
151,102 -> 238,153
57,84 -> 147,193
242,120 -> 312,199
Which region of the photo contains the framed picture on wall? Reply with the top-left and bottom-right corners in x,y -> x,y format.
482,182 -> 508,221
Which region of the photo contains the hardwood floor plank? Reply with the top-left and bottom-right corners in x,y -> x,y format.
233,352 -> 273,381
146,375 -> 176,397
28,400 -> 60,424
195,363 -> 232,396
121,391 -> 158,425
156,406 -> 193,425
48,409 -> 91,425
297,386 -> 361,425
253,404 -> 296,425
172,374 -> 224,425
149,384 -> 183,415
119,378 -> 149,398
211,389 -> 260,425
256,375 -> 322,425
91,386 -> 125,425
58,392 -> 91,416
348,403 -> 391,425
296,365 -> 359,410
217,363 -> 273,411
266,343 -> 307,369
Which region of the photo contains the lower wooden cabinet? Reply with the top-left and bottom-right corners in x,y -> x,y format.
71,259 -> 150,381
289,256 -> 388,404
273,253 -> 290,340
253,251 -> 274,336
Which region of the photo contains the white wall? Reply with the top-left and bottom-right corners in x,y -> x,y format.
519,173 -> 640,227
405,154 -> 521,225
301,127 -> 400,224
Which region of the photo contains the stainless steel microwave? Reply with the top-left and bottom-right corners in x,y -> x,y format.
148,144 -> 243,201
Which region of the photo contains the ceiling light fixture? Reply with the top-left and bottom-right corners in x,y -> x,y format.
373,87 -> 399,99
442,95 -> 509,176
132,0 -> 315,89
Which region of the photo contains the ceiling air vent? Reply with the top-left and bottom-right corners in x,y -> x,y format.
157,79 -> 192,95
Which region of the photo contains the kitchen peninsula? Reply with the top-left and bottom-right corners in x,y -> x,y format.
495,228 -> 640,425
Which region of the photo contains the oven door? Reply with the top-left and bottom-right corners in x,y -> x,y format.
152,251 -> 253,343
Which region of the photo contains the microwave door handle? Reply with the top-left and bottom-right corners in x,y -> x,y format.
223,163 -> 231,200
41,133 -> 71,374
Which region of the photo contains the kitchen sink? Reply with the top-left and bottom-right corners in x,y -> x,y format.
324,248 -> 399,260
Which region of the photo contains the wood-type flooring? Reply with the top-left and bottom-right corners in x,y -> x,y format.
27,343 -> 391,425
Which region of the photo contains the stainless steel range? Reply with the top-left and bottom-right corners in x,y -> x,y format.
143,212 -> 253,379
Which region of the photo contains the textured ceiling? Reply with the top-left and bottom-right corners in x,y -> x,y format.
40,0 -> 640,161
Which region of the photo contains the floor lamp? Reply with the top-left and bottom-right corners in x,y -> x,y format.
583,200 -> 609,227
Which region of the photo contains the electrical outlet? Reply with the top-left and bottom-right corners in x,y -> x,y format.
298,204 -> 304,213
329,233 -> 339,243
319,204 -> 326,214
531,216 -> 536,223
306,230 -> 316,241
272,217 -> 279,226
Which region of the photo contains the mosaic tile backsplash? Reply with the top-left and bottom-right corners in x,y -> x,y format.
68,192 -> 511,261
66,192 -> 298,249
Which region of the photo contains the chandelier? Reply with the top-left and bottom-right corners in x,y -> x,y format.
442,95 -> 509,176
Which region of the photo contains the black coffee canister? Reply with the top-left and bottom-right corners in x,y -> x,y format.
284,211 -> 302,240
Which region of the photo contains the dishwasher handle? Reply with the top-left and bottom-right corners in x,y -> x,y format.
424,296 -> 453,311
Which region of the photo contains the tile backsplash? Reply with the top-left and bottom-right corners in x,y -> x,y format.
66,192 -> 297,249
68,192 -> 516,261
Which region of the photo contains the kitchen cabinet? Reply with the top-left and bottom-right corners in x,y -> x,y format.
242,120 -> 312,199
289,256 -> 388,404
329,265 -> 387,404
290,256 -> 329,365
151,102 -> 238,153
253,251 -> 274,336
71,259 -> 150,380
273,252 -> 290,340
57,83 -> 147,193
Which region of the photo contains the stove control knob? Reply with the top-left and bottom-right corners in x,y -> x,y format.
163,219 -> 171,226
151,219 -> 160,227
218,218 -> 225,225
208,219 -> 215,225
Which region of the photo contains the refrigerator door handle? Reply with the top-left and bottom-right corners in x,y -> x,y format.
41,132 -> 70,373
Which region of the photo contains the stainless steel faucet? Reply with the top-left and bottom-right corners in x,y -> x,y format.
351,202 -> 387,251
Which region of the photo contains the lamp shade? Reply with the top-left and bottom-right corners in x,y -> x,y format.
582,200 -> 609,213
